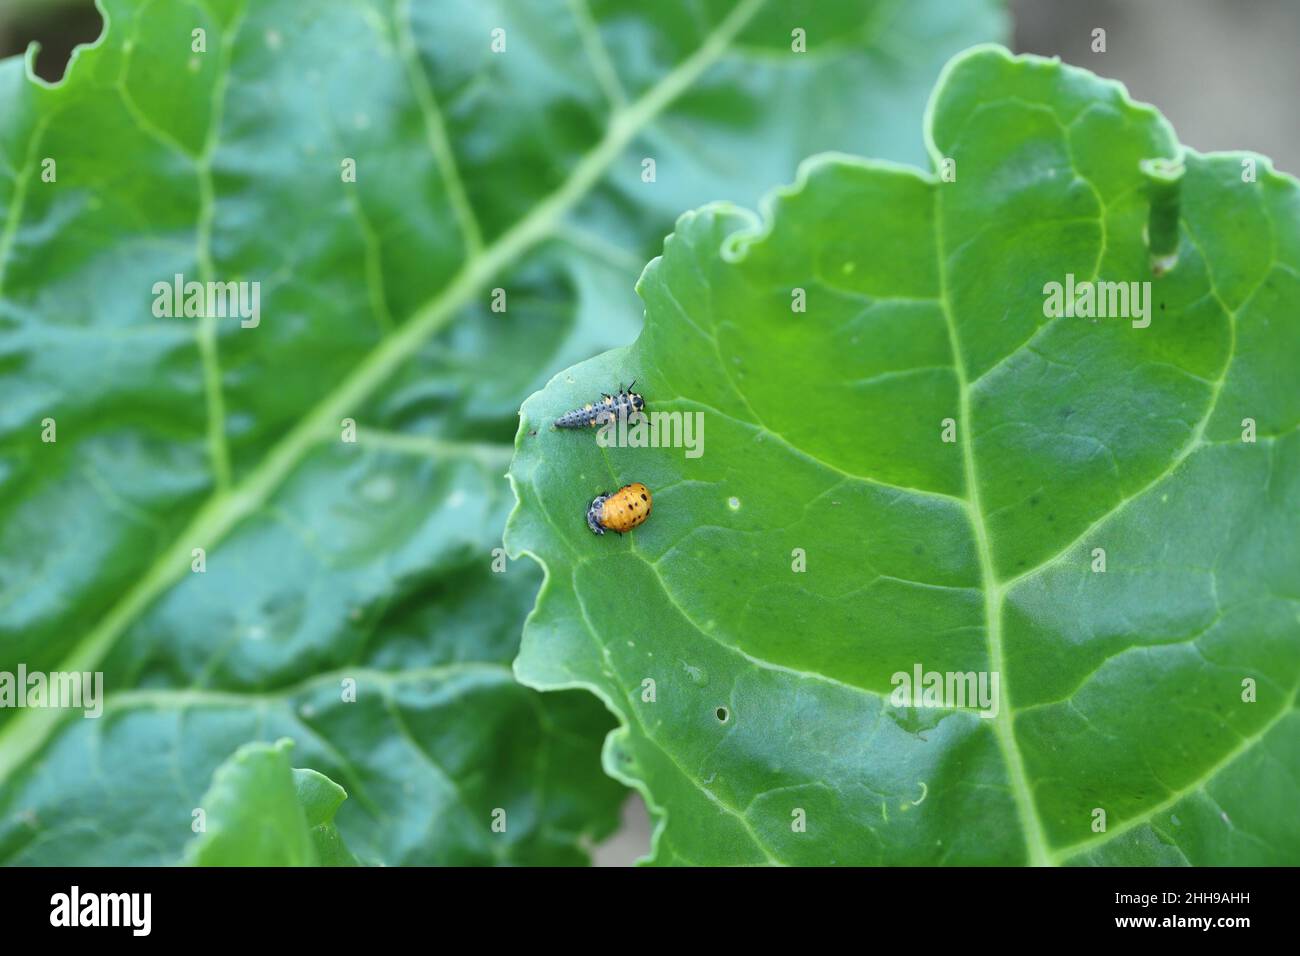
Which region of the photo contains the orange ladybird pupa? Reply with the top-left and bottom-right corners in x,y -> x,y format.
587,482 -> 652,535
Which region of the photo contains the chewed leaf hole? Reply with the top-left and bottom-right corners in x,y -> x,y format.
1,0 -> 104,84
714,706 -> 730,724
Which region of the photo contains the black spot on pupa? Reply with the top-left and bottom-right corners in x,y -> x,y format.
1029,495 -> 1039,507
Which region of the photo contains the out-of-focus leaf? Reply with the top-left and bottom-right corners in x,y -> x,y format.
0,0 -> 1004,863
293,765 -> 358,867
184,738 -> 355,866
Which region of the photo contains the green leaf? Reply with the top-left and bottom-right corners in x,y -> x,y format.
0,0 -> 1003,865
184,738 -> 356,866
0,0 -> 1003,863
508,46 -> 1300,865
0,659 -> 625,864
293,765 -> 359,867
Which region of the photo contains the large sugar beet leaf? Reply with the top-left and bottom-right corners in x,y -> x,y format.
0,0 -> 1003,865
508,47 -> 1300,865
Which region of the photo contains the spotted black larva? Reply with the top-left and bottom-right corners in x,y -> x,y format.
554,382 -> 645,429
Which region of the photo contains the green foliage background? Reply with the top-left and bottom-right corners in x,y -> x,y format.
0,0 -> 1005,864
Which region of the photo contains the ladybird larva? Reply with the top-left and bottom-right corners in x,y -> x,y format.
555,382 -> 645,429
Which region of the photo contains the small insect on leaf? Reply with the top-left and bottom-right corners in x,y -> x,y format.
587,482 -> 653,535
554,382 -> 646,429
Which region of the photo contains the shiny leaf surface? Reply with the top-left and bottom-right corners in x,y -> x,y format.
508,46 -> 1300,865
0,0 -> 1002,864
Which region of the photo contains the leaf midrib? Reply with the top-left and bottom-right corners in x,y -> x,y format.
933,180 -> 1054,867
0,0 -> 770,782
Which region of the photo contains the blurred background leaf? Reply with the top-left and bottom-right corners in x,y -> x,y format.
183,738 -> 358,866
0,0 -> 1003,864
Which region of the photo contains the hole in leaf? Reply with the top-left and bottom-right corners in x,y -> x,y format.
715,706 -> 729,724
0,0 -> 103,84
